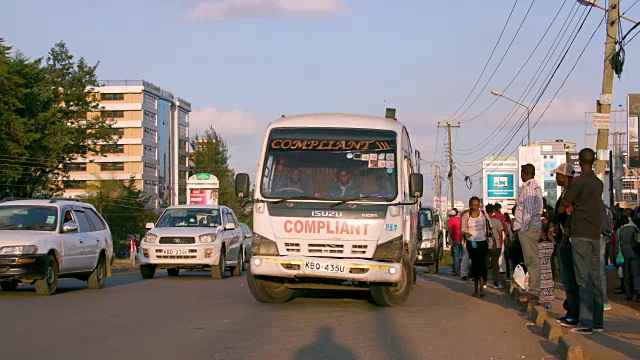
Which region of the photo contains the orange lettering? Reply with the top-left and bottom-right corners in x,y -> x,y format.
363,223 -> 370,236
294,220 -> 304,233
350,224 -> 360,235
340,222 -> 350,234
317,221 -> 326,233
305,220 -> 316,233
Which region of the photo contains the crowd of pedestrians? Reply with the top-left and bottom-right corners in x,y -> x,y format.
445,147 -> 640,336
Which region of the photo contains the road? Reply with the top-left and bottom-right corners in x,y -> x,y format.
0,269 -> 557,360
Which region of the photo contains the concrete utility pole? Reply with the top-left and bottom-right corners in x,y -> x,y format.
438,123 -> 461,210
594,0 -> 620,180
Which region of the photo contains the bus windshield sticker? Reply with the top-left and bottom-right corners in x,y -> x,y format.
361,154 -> 370,161
377,160 -> 386,168
387,168 -> 394,174
386,161 -> 395,168
386,153 -> 394,160
368,158 -> 378,168
269,139 -> 393,151
346,153 -> 354,159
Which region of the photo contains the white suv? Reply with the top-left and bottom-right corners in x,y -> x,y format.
0,198 -> 114,295
139,205 -> 244,279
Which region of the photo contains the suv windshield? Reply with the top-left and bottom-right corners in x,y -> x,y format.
261,128 -> 398,201
419,209 -> 434,228
155,208 -> 222,228
0,205 -> 58,231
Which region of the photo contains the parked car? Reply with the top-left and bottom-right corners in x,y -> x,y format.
239,223 -> 253,263
415,206 -> 444,274
0,198 -> 114,295
138,205 -> 245,279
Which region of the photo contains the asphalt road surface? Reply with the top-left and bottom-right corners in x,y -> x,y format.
0,269 -> 557,360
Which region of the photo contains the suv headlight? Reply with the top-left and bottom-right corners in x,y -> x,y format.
199,234 -> 216,243
143,234 -> 157,243
0,245 -> 38,255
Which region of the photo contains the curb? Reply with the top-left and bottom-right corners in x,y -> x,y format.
111,266 -> 138,274
500,279 -> 587,360
558,336 -> 588,360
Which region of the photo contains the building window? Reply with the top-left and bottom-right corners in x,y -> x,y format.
144,145 -> 157,158
65,163 -> 87,171
179,124 -> 188,137
102,144 -> 124,154
623,180 -> 635,190
144,110 -> 157,125
101,111 -> 124,118
178,139 -> 188,152
106,128 -> 124,136
143,127 -> 157,141
178,110 -> 188,123
101,93 -> 124,101
179,155 -> 187,166
62,180 -> 87,189
99,162 -> 124,171
143,93 -> 157,108
179,170 -> 188,181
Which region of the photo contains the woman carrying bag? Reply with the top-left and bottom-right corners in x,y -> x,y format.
461,196 -> 493,298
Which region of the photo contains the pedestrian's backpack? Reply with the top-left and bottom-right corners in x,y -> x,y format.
601,205 -> 614,237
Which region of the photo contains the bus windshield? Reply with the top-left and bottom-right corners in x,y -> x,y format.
260,128 -> 398,201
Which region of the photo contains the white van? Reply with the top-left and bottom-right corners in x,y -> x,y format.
235,112 -> 423,306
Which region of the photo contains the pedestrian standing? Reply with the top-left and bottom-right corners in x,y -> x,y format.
447,208 -> 462,276
617,210 -> 640,302
514,163 -> 544,303
492,203 -> 509,275
560,148 -> 605,335
485,204 -> 504,288
550,163 -> 579,325
460,208 -> 471,281
461,196 -> 491,298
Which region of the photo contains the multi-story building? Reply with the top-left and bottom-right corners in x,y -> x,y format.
63,80 -> 191,207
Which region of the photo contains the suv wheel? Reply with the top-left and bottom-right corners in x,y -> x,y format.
232,248 -> 243,277
211,251 -> 226,279
35,255 -> 58,296
140,264 -> 156,279
88,254 -> 106,289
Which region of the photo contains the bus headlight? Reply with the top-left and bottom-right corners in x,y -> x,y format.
251,233 -> 279,256
372,236 -> 403,262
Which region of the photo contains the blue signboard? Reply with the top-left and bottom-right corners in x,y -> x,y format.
487,173 -> 516,198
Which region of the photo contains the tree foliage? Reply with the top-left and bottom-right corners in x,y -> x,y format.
79,176 -> 156,243
0,38 -> 115,198
190,126 -> 252,226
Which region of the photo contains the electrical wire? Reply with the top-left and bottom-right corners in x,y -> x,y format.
442,1 -> 520,123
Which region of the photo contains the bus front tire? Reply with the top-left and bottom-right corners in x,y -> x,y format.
370,258 -> 413,307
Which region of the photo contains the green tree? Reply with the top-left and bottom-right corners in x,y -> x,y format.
79,176 -> 156,247
190,126 -> 251,225
0,39 -> 115,198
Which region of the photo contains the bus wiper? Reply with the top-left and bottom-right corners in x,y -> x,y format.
270,196 -> 318,205
330,195 -> 384,208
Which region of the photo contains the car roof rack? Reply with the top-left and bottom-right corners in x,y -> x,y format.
0,197 -> 30,203
49,197 -> 83,203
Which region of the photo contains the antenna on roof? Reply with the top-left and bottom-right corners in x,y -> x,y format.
385,108 -> 397,120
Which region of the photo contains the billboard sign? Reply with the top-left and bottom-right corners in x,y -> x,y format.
628,94 -> 640,168
188,189 -> 219,205
487,173 -> 516,198
187,173 -> 220,205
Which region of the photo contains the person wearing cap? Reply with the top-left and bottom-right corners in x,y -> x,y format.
328,169 -> 363,198
551,163 -> 580,326
447,208 -> 462,276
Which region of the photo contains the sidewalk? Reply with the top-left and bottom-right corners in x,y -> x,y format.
111,258 -> 139,274
504,269 -> 640,359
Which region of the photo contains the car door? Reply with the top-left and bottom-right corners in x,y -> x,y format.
223,210 -> 241,261
59,208 -> 84,273
85,208 -> 111,263
72,208 -> 100,271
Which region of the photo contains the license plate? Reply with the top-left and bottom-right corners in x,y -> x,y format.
162,249 -> 190,255
303,261 -> 346,273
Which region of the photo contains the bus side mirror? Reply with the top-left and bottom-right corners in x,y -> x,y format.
409,173 -> 423,198
235,173 -> 250,198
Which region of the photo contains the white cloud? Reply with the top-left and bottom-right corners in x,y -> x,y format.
189,107 -> 264,139
186,0 -> 349,21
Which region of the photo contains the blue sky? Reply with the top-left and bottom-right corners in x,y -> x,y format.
2,0 -> 640,202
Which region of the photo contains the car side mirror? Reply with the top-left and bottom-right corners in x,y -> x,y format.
145,222 -> 155,230
235,173 -> 250,198
61,221 -> 79,233
224,223 -> 236,231
409,173 -> 424,198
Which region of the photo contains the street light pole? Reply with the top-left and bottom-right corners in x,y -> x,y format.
490,89 -> 532,146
